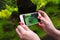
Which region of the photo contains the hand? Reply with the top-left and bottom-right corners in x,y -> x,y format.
16,22 -> 40,40
38,10 -> 60,40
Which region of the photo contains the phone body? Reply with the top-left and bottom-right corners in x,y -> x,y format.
19,12 -> 41,26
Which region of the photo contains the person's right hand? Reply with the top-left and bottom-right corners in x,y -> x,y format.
38,10 -> 60,40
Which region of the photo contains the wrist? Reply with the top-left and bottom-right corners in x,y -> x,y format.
52,29 -> 60,39
48,27 -> 58,37
54,29 -> 60,37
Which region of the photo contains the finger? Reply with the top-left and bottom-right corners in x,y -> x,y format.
16,28 -> 22,38
38,16 -> 46,23
38,10 -> 51,22
38,16 -> 48,25
19,22 -> 25,25
38,16 -> 42,19
20,22 -> 30,31
17,25 -> 26,34
21,25 -> 30,31
38,10 -> 48,18
38,23 -> 44,29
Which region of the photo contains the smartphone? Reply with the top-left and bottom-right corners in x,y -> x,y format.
20,12 -> 41,26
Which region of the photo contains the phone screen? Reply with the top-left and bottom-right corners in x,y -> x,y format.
23,12 -> 40,26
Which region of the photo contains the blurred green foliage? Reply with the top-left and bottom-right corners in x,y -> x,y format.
0,0 -> 60,40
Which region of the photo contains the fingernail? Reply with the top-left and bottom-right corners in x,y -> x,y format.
38,16 -> 39,19
21,23 -> 24,25
38,16 -> 41,19
39,16 -> 41,18
38,23 -> 44,30
19,22 -> 24,25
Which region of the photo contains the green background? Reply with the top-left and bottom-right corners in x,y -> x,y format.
0,0 -> 60,40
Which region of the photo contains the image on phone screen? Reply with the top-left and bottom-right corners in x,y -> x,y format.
23,12 -> 40,26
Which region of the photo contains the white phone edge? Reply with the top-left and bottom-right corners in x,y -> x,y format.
19,15 -> 25,24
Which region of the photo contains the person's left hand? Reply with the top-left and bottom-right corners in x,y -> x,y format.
16,22 -> 40,40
